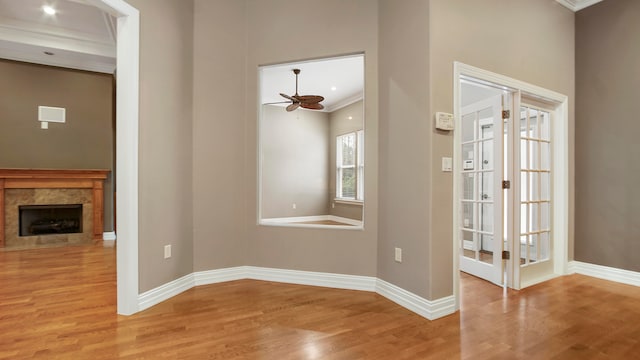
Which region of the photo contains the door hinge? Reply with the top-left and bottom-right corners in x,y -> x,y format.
502,110 -> 510,119
502,180 -> 511,189
502,250 -> 510,260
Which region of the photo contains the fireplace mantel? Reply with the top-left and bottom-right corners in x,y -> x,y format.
0,168 -> 110,247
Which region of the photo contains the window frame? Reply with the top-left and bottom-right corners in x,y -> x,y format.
336,129 -> 364,201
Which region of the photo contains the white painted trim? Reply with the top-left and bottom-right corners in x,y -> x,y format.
520,273 -> 562,289
244,266 -> 377,291
555,0 -> 604,12
376,279 -> 456,320
138,273 -> 194,312
103,231 -> 116,241
194,266 -> 248,286
89,0 -> 140,316
140,267 -> 454,321
569,261 -> 640,287
325,93 -> 364,113
260,215 -> 363,229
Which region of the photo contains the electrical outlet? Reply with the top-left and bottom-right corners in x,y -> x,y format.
395,247 -> 402,263
164,245 -> 171,259
292,203 -> 297,209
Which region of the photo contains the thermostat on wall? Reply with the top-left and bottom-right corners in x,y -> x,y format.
435,112 -> 454,131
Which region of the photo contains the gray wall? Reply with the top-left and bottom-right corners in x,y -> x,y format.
261,105 -> 330,219
575,0 -> 640,272
192,0 -> 248,272
127,0 -> 194,292
329,100 -> 364,220
0,59 -> 115,231
242,0 -> 379,275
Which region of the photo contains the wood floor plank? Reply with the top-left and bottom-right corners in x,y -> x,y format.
1,244 -> 639,359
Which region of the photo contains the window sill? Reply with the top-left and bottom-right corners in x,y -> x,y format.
334,198 -> 364,206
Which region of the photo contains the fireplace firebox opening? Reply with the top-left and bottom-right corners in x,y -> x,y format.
19,204 -> 83,236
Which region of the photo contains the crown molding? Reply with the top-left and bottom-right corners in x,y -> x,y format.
555,0 -> 604,12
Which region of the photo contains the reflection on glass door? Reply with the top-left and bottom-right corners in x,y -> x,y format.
518,105 -> 552,266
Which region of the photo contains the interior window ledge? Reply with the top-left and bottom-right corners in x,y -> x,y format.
334,199 -> 364,206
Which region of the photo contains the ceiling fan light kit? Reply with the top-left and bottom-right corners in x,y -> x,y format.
279,69 -> 325,112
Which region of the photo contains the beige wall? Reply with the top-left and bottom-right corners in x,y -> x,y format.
261,105 -> 330,219
378,0 -> 432,299
0,59 -> 115,231
243,0 -> 379,275
428,0 -> 575,298
329,100 -> 364,221
192,0 -> 248,272
575,0 -> 640,272
127,0 -> 194,292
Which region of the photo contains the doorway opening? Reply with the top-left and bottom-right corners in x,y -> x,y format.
452,63 -> 569,311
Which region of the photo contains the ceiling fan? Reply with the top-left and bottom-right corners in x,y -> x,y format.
278,69 -> 325,112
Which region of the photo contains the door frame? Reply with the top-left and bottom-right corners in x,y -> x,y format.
452,62 -> 569,311
87,0 -> 140,315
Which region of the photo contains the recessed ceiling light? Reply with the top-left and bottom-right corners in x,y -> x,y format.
348,116 -> 353,120
42,5 -> 56,15
331,86 -> 337,91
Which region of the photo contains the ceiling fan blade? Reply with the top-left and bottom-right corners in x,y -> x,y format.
280,93 -> 296,101
296,95 -> 324,103
263,101 -> 291,105
300,103 -> 324,110
286,103 -> 300,112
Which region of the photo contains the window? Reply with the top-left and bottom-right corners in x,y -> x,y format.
336,130 -> 364,200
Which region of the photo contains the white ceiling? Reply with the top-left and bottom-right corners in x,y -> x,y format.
0,0 -> 116,73
260,55 -> 364,113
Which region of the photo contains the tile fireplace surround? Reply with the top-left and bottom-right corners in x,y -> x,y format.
0,169 -> 109,249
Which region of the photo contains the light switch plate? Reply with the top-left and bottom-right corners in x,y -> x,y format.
442,157 -> 453,172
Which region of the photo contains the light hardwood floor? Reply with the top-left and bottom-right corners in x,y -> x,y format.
0,243 -> 639,359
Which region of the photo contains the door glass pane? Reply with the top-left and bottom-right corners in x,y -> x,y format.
540,202 -> 550,230
540,142 -> 550,170
529,141 -> 539,169
540,111 -> 550,141
480,203 -> 493,233
530,203 -> 539,232
520,171 -> 528,202
520,203 -> 528,233
480,141 -> 492,170
479,105 -> 494,140
481,172 -> 493,201
462,231 -> 475,259
529,233 -> 538,262
479,234 -> 494,264
462,202 -> 474,229
462,143 -> 474,170
529,172 -> 539,201
529,108 -> 539,139
462,173 -> 475,201
520,107 -> 528,137
520,139 -> 528,169
539,232 -> 550,260
462,113 -> 476,142
541,172 -> 550,200
520,235 -> 528,265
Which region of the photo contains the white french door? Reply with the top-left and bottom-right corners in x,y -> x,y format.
458,77 -> 559,289
459,95 -> 504,286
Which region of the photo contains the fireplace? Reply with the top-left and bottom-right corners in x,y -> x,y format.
19,204 -> 83,236
0,169 -> 109,249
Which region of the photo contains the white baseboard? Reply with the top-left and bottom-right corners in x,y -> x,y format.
244,266 -> 377,291
376,279 -> 456,320
138,273 -> 195,311
103,232 -> 117,241
138,266 -> 454,321
569,261 -> 640,287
